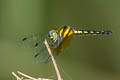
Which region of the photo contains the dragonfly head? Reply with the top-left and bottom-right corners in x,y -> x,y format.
48,30 -> 58,42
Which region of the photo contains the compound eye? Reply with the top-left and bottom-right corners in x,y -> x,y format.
52,32 -> 57,36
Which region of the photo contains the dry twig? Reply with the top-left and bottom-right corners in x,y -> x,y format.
44,39 -> 62,80
12,71 -> 53,80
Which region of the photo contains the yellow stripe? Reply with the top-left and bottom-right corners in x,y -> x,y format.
68,30 -> 73,36
96,31 -> 100,33
74,30 -> 83,34
84,31 -> 88,34
59,28 -> 64,36
63,26 -> 70,37
74,30 -> 78,34
101,30 -> 104,33
90,31 -> 94,33
78,30 -> 82,33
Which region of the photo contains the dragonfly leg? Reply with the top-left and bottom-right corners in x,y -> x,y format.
44,55 -> 51,63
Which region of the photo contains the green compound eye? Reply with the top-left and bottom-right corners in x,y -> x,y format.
53,32 -> 56,35
48,30 -> 58,42
52,32 -> 57,39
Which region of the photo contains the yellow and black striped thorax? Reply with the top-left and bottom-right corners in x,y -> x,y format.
57,26 -> 74,38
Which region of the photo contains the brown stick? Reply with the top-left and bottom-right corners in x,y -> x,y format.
44,39 -> 62,80
12,72 -> 22,80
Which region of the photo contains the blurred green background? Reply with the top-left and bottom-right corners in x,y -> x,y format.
0,0 -> 120,80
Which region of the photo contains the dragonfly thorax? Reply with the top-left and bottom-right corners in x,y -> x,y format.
48,30 -> 58,42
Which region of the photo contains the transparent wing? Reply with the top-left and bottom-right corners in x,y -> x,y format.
21,33 -> 52,63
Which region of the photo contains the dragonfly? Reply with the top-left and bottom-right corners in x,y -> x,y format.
22,26 -> 112,62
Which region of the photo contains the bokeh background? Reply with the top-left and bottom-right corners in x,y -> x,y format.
0,0 -> 120,80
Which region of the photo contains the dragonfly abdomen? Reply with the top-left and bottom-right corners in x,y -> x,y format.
73,30 -> 112,35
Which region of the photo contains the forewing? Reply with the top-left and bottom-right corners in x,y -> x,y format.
21,33 -> 51,63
